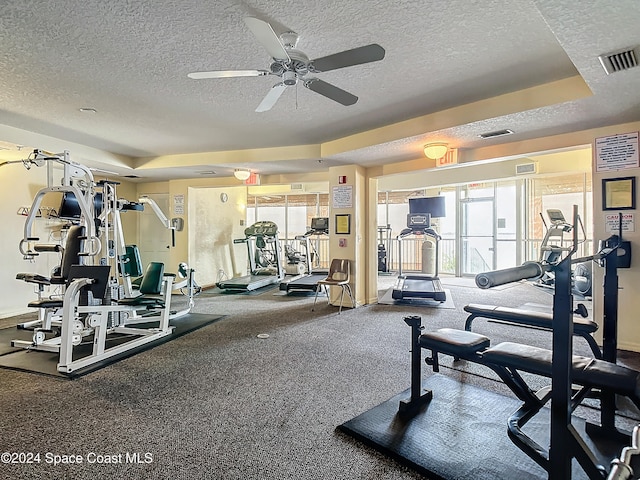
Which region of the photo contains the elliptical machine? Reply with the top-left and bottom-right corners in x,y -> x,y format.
537,208 -> 592,297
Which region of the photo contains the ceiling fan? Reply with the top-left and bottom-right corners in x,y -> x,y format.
188,17 -> 385,112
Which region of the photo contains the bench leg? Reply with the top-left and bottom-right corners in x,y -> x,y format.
464,314 -> 477,331
399,315 -> 433,417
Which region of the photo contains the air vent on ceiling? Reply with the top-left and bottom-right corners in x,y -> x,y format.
123,175 -> 140,178
291,183 -> 304,191
478,129 -> 514,139
516,162 -> 537,175
598,47 -> 638,74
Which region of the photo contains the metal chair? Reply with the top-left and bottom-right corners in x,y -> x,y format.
312,258 -> 355,313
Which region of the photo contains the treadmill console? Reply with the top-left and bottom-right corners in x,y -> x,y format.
245,221 -> 278,237
310,217 -> 329,233
407,213 -> 431,228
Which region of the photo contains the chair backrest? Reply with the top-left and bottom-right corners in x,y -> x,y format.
139,262 -> 165,295
58,225 -> 86,279
326,258 -> 350,282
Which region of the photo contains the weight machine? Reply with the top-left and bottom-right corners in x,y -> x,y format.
9,149 -> 199,373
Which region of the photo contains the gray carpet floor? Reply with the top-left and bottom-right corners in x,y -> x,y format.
0,276 -> 638,480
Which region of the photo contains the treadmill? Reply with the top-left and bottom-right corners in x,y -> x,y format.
217,221 -> 285,292
280,217 -> 329,293
392,212 -> 446,303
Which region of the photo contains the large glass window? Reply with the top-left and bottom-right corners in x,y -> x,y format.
377,172 -> 591,277
495,181 -> 518,270
526,173 -> 592,260
247,192 -> 330,270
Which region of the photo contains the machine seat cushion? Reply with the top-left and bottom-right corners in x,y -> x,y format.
16,273 -> 51,285
117,295 -> 164,307
482,342 -> 640,398
419,328 -> 490,357
464,303 -> 598,333
27,299 -> 63,309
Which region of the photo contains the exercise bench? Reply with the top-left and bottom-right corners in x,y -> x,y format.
464,303 -> 601,358
401,316 -> 640,478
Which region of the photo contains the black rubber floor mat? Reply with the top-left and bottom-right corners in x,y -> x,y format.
338,374 -> 627,480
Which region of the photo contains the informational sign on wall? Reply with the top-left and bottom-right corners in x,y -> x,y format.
332,185 -> 353,208
605,212 -> 635,233
595,132 -> 639,172
173,194 -> 185,215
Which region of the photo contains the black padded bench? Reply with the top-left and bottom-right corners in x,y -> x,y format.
464,303 -> 601,358
415,326 -> 640,473
419,327 -> 639,404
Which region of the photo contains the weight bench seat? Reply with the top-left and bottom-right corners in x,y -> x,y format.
418,328 -> 490,359
419,328 -> 640,405
464,303 -> 601,358
27,299 -> 64,309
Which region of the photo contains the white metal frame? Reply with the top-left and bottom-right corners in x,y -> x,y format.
11,273 -> 176,374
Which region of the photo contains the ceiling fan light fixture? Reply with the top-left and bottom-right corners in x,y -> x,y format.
282,70 -> 297,86
234,169 -> 251,181
423,143 -> 448,160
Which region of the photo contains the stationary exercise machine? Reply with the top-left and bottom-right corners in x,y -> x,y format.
377,224 -> 392,273
280,217 -> 330,293
392,196 -> 447,302
217,220 -> 285,291
392,196 -> 446,302
536,208 -> 593,297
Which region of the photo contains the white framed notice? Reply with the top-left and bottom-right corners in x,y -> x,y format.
595,132 -> 639,172
332,185 -> 353,208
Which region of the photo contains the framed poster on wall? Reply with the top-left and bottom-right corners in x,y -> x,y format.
335,214 -> 351,234
602,177 -> 636,211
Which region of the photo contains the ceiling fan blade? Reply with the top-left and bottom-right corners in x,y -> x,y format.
304,79 -> 358,106
256,83 -> 288,112
188,70 -> 269,79
310,44 -> 385,72
244,17 -> 291,62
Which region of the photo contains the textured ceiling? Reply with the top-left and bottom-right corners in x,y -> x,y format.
0,0 -> 639,180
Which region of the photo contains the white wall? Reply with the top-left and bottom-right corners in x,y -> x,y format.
0,164 -> 60,317
188,186 -> 248,287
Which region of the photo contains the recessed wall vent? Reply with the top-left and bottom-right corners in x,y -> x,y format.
478,129 -> 514,139
516,162 -> 537,175
598,48 -> 638,74
291,183 -> 304,191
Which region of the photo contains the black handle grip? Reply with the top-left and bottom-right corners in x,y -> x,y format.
475,261 -> 544,289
